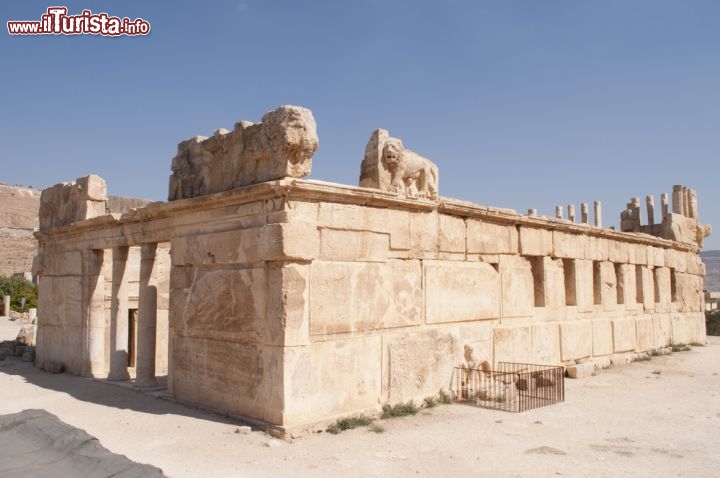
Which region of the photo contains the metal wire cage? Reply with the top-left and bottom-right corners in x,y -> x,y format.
452,362 -> 565,412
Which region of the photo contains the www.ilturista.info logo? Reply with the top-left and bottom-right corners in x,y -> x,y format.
7,7 -> 150,36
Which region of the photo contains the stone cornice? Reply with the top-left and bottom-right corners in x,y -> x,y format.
34,178 -> 696,252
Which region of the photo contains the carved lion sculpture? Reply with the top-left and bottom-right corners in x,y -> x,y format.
382,138 -> 438,200
697,223 -> 712,248
168,105 -> 318,201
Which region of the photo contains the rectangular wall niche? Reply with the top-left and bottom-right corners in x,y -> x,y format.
614,263 -> 625,305
593,261 -> 602,306
563,259 -> 576,306
529,257 -> 545,307
635,265 -> 644,304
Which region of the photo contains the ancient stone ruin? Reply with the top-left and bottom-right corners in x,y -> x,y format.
33,105 -> 711,436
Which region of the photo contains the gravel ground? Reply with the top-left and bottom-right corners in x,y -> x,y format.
1,317 -> 719,478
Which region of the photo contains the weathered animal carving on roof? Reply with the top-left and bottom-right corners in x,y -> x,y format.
168,105 -> 318,201
359,128 -> 439,200
382,138 -> 439,200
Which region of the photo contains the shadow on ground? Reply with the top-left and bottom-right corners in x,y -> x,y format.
0,409 -> 167,478
0,358 -> 242,428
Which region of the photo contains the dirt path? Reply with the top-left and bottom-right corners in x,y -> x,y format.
1,316 -> 719,477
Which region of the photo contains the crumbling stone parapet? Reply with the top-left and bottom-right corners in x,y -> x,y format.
621,184 -> 711,248
38,174 -> 107,232
168,105 -> 318,201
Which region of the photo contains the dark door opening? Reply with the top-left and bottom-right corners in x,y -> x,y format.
128,308 -> 138,367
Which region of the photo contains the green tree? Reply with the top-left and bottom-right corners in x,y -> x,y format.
0,275 -> 37,312
707,310 -> 720,336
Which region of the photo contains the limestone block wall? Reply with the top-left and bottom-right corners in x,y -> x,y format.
39,175 -> 107,232
270,182 -> 706,431
34,242 -> 169,378
35,247 -> 106,376
167,193 -> 324,425
33,175 -> 707,435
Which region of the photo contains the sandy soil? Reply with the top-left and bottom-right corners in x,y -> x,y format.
1,317 -> 719,478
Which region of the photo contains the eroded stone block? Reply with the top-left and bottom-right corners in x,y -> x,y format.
671,315 -> 694,345
499,255 -> 534,318
173,223 -> 319,266
592,320 -> 613,357
674,272 -> 702,312
653,315 -> 672,347
543,257 -> 566,311
587,236 -> 609,262
317,203 -> 411,251
384,329 -> 457,402
181,268 -> 267,342
531,323 -> 560,365
639,266 -> 655,312
635,317 -> 654,351
284,337 -> 382,423
438,215 -> 465,253
519,227 -> 552,256
553,231 -> 587,259
617,264 -> 638,311
574,259 -> 594,313
408,211 -> 438,255
267,263 -> 309,347
309,260 -> 422,335
319,229 -> 389,262
612,318 -> 637,353
425,261 -> 500,324
599,262 -> 618,311
560,321 -> 592,361
654,267 -> 671,312
608,241 -> 630,263
467,220 -> 518,254
172,337 -> 283,424
493,325 -> 532,364
39,175 -> 108,231
43,250 -> 83,277
566,362 -> 594,379
169,105 -> 318,200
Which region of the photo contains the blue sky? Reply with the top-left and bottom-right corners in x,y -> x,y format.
2,1 -> 718,249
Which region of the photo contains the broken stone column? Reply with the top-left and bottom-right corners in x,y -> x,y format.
83,249 -> 106,378
527,208 -> 537,216
3,295 -> 9,317
581,203 -> 589,224
660,184 -> 711,246
108,246 -> 131,381
136,243 -> 158,388
688,188 -> 698,219
360,129 -> 391,191
594,201 -> 602,228
568,204 -> 576,223
646,195 -> 655,226
672,185 -> 684,215
620,197 -> 642,233
661,193 -> 669,217
555,206 -> 563,220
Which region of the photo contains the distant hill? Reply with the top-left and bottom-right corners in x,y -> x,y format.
0,183 -> 153,278
701,250 -> 720,292
0,184 -> 41,277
